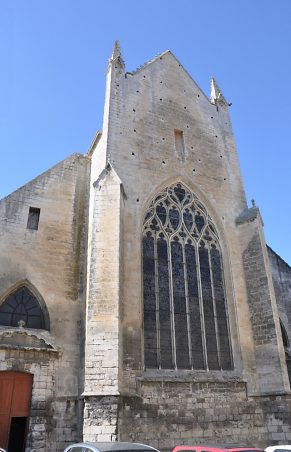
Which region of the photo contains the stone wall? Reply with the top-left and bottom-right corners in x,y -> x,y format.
239,218 -> 289,394
84,47 -> 291,449
268,247 -> 291,383
89,48 -> 249,398
2,46 -> 291,450
83,396 -> 119,442
0,153 -> 89,450
81,384 -> 291,451
117,384 -> 291,451
243,233 -> 278,346
268,247 -> 291,335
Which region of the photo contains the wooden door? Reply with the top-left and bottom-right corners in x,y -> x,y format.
0,372 -> 33,450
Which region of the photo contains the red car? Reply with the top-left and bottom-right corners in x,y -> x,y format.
172,446 -> 263,452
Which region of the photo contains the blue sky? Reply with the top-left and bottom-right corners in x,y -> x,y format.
1,0 -> 290,264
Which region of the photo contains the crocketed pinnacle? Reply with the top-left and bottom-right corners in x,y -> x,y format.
210,77 -> 230,106
108,40 -> 125,68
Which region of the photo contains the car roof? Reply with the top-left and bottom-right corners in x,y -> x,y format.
228,449 -> 264,451
265,447 -> 291,452
66,442 -> 160,452
172,446 -> 263,451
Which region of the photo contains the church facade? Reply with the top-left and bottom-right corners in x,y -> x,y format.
0,43 -> 291,451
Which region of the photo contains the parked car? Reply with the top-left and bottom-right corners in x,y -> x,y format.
265,447 -> 291,452
63,442 -> 161,452
172,446 -> 264,452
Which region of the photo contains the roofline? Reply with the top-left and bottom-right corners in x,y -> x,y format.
87,131 -> 102,156
126,50 -> 211,104
0,152 -> 87,203
267,245 -> 291,269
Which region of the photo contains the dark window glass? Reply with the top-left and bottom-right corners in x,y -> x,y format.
272,450 -> 291,452
27,207 -> 40,230
230,450 -> 264,452
143,234 -> 157,368
142,183 -> 232,370
186,243 -> 204,369
280,320 -> 291,386
171,240 -> 189,369
280,320 -> 289,347
157,236 -> 172,369
211,247 -> 232,369
176,450 -> 196,452
199,244 -> 219,369
0,286 -> 46,329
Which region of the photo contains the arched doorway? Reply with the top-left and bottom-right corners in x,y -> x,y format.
0,371 -> 33,451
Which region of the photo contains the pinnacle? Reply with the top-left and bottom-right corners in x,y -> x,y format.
111,40 -> 121,60
210,77 -> 230,107
109,40 -> 125,67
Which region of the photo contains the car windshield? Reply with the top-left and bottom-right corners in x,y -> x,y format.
99,449 -> 156,452
173,449 -> 197,452
271,450 -> 291,452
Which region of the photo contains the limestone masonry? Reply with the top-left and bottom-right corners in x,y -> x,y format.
0,43 -> 291,452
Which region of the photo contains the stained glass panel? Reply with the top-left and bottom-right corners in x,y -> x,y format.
171,241 -> 189,369
0,286 -> 46,329
143,234 -> 157,368
142,183 -> 232,371
157,237 -> 172,368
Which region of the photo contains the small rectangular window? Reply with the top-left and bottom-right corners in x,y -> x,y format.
27,207 -> 40,230
174,129 -> 185,160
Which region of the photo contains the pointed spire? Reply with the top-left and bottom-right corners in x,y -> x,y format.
210,77 -> 231,107
108,40 -> 125,69
112,40 -> 121,60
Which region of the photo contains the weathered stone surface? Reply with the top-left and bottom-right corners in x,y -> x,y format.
0,46 -> 291,451
0,154 -> 89,450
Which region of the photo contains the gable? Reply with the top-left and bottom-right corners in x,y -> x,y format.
127,50 -> 209,102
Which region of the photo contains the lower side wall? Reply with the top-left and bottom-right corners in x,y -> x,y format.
83,381 -> 291,452
2,364 -> 290,451
0,348 -> 82,452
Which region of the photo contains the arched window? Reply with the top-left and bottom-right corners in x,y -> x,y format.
142,183 -> 232,370
280,320 -> 291,386
0,285 -> 48,330
280,320 -> 289,348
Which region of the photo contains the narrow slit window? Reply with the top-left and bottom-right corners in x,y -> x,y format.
174,129 -> 185,161
27,207 -> 40,230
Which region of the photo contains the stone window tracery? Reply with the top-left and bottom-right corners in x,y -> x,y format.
142,182 -> 232,370
0,286 -> 47,330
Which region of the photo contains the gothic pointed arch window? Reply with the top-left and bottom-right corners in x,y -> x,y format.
280,320 -> 289,348
280,319 -> 291,385
142,182 -> 232,370
0,285 -> 49,330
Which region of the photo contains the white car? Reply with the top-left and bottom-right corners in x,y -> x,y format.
265,447 -> 291,452
63,442 -> 160,452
